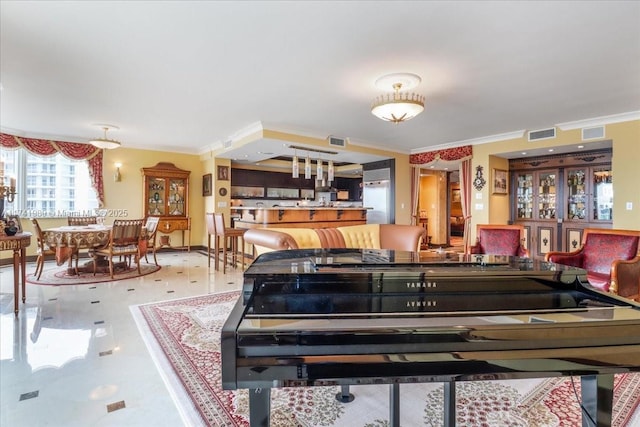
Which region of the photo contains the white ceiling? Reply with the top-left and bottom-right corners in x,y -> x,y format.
1,1 -> 639,167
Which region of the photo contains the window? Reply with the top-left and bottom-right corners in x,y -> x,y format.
1,149 -> 99,218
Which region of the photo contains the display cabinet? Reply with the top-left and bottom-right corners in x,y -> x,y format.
141,162 -> 191,250
510,149 -> 612,259
514,170 -> 557,221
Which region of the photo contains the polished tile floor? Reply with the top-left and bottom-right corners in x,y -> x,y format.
1,251 -> 243,427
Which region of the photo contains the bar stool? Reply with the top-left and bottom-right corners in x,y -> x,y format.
213,213 -> 245,273
205,212 -> 216,269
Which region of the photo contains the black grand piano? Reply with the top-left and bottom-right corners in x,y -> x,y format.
222,249 -> 640,427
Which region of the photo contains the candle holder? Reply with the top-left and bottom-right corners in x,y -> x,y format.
0,184 -> 17,220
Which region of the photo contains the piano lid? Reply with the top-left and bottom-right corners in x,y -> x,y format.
244,248 -> 586,283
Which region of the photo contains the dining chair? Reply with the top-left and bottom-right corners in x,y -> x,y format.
67,216 -> 99,263
67,216 -> 98,226
213,213 -> 245,273
93,219 -> 144,279
142,216 -> 160,266
31,218 -> 74,279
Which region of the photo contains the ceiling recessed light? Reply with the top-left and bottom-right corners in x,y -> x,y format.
578,145 -> 584,149
521,152 -> 527,155
548,149 -> 554,152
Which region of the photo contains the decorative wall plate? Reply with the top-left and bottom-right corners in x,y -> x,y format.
219,187 -> 228,196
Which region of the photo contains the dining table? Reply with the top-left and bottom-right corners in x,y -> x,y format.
42,224 -> 147,275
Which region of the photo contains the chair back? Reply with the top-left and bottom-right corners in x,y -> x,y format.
30,218 -> 47,249
144,216 -> 160,237
110,219 -> 144,247
581,229 -> 640,275
474,224 -> 526,256
205,212 -> 216,235
213,213 -> 227,237
68,216 -> 98,226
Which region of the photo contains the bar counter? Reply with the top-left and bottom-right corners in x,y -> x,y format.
232,206 -> 370,229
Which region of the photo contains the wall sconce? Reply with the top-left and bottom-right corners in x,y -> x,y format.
114,162 -> 122,182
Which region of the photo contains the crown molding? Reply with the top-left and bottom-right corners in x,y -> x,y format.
556,111 -> 640,130
411,130 -> 526,154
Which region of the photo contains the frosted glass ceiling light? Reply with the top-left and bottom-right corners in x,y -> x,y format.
371,73 -> 425,124
89,125 -> 121,149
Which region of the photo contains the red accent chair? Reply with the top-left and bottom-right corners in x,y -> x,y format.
468,224 -> 529,257
545,228 -> 640,301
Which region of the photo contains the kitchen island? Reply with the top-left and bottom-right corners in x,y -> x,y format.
231,206 -> 369,229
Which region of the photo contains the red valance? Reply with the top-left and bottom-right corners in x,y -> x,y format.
410,145 -> 473,164
1,133 -> 105,207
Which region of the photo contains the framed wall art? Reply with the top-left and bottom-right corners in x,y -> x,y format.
202,173 -> 212,196
217,165 -> 229,181
492,169 -> 508,195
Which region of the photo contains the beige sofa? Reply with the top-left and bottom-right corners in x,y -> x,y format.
244,224 -> 425,256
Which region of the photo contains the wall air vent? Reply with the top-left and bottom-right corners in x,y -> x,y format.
528,127 -> 556,142
328,136 -> 347,147
582,126 -> 605,141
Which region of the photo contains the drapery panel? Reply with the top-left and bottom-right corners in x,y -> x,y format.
460,159 -> 472,253
0,133 -> 105,207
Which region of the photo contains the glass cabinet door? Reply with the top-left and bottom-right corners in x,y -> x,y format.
592,168 -> 613,221
537,171 -> 556,220
566,168 -> 587,220
168,179 -> 186,216
148,177 -> 166,215
515,172 -> 533,219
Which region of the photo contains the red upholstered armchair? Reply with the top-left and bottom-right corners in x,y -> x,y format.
468,224 -> 529,257
545,228 -> 640,301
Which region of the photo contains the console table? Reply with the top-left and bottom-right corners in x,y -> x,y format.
0,232 -> 32,315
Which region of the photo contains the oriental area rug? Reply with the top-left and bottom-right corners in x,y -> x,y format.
131,291 -> 640,427
27,263 -> 161,285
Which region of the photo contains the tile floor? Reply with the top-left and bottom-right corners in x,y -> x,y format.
1,251 -> 242,426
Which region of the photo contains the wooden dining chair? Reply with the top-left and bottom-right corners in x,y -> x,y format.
93,219 -> 144,279
213,213 -> 245,273
31,218 -> 70,279
141,216 -> 160,266
67,216 -> 98,226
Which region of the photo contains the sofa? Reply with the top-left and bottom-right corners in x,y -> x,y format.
545,228 -> 640,301
244,224 -> 425,256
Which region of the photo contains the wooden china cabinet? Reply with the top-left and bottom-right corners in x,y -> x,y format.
141,162 -> 191,250
510,149 -> 612,259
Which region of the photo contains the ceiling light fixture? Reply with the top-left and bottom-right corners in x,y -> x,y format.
89,125 -> 121,149
371,73 -> 425,124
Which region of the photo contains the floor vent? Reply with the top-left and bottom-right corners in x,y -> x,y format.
528,127 -> 556,142
582,126 -> 605,140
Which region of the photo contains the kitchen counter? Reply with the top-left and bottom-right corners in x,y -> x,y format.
231,206 -> 370,229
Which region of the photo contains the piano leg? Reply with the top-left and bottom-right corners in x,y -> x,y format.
581,374 -> 614,427
389,383 -> 400,427
249,388 -> 271,427
335,385 -> 355,403
443,381 -> 456,427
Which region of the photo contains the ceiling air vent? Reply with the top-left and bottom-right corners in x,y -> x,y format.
328,136 -> 347,147
528,127 -> 556,142
582,126 -> 605,141
223,139 -> 233,148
